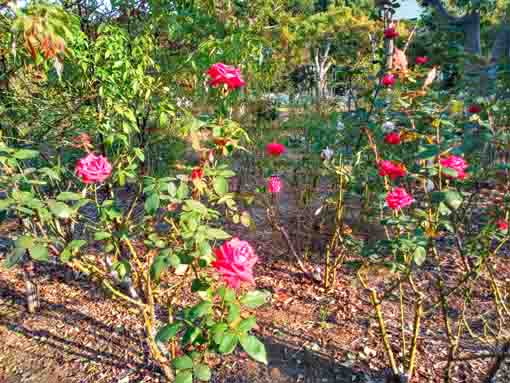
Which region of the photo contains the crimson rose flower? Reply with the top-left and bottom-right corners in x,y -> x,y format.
378,160 -> 407,180
207,63 -> 246,90
266,142 -> 286,157
386,187 -> 414,210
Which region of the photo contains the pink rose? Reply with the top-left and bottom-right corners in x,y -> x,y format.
75,153 -> 112,184
381,74 -> 396,87
386,187 -> 414,210
266,142 -> 286,157
439,155 -> 468,180
415,56 -> 429,65
384,131 -> 401,145
212,238 -> 258,288
207,63 -> 246,90
378,160 -> 407,180
268,175 -> 282,193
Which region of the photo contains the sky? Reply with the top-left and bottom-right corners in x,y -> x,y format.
394,0 -> 423,19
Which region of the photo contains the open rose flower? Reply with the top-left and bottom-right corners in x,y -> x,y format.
207,63 -> 246,90
191,167 -> 204,181
384,131 -> 401,145
378,160 -> 407,180
266,142 -> 286,157
497,219 -> 509,232
381,74 -> 396,87
384,27 -> 399,39
415,56 -> 429,65
386,187 -> 414,210
212,238 -> 258,288
75,153 -> 112,184
439,155 -> 468,180
268,175 -> 282,193
468,104 -> 482,114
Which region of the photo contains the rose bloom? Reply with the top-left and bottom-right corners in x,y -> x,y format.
191,167 -> 204,181
386,187 -> 414,210
468,104 -> 482,114
207,63 -> 246,90
381,74 -> 396,87
415,56 -> 429,65
75,153 -> 112,184
266,142 -> 286,157
497,219 -> 509,231
268,175 -> 282,193
384,27 -> 399,39
212,238 -> 258,288
378,160 -> 407,180
439,155 -> 468,180
384,131 -> 401,145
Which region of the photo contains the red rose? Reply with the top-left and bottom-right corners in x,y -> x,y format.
497,219 -> 509,232
415,56 -> 429,65
266,142 -> 286,157
386,187 -> 414,210
207,63 -> 246,90
468,104 -> 482,114
191,167 -> 204,180
381,74 -> 396,87
384,131 -> 401,145
384,27 -> 399,39
378,160 -> 407,180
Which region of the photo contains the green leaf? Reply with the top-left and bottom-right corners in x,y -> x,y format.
30,245 -> 49,262
173,355 -> 193,370
189,301 -> 212,320
48,201 -> 74,219
13,149 -> 39,159
218,332 -> 238,354
175,370 -> 193,383
15,235 -> 35,249
415,146 -> 439,160
240,290 -> 271,309
0,198 -> 13,210
4,248 -> 25,268
227,303 -> 241,324
155,322 -> 183,343
182,327 -> 202,345
413,246 -> 427,266
238,317 -> 257,333
56,192 -> 84,201
176,182 -> 189,200
94,231 -> 112,240
194,364 -> 211,381
443,190 -> 463,210
213,177 -> 229,196
113,260 -> 131,279
239,335 -> 267,364
145,193 -> 160,214
217,286 -> 236,302
441,168 -> 458,178
205,228 -> 231,240
150,255 -> 172,283
184,200 -> 208,215
212,323 -> 228,345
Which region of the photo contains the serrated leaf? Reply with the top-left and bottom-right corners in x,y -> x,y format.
213,177 -> 228,196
